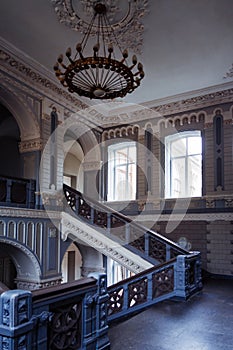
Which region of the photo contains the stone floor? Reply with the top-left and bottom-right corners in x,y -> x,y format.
108,277 -> 233,350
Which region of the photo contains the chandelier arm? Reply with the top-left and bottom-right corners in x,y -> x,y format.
80,12 -> 97,52
103,12 -> 124,57
104,73 -> 125,88
100,13 -> 107,58
72,71 -> 94,87
72,78 -> 92,90
106,79 -> 127,91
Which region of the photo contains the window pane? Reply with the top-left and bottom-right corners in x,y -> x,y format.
187,155 -> 202,196
171,138 -> 186,158
165,131 -> 202,198
108,142 -> 136,201
188,136 -> 202,155
171,157 -> 185,197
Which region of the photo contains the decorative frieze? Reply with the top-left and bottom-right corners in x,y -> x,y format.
82,161 -> 102,172
19,138 -> 43,153
0,48 -> 87,110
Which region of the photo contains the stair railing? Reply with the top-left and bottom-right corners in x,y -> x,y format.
63,184 -> 189,265
107,251 -> 202,323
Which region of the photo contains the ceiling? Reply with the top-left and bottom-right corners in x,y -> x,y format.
0,0 -> 233,106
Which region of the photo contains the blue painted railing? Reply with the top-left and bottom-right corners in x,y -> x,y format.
0,274 -> 110,350
0,175 -> 36,208
107,252 -> 202,323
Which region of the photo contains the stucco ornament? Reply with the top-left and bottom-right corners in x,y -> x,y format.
51,0 -> 148,54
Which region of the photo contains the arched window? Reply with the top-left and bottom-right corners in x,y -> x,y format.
165,131 -> 202,198
108,142 -> 137,201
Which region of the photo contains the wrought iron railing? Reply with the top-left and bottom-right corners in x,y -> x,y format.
107,252 -> 202,323
0,175 -> 36,208
63,184 -> 189,265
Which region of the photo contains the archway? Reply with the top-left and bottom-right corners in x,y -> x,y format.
63,140 -> 84,192
0,239 -> 42,290
61,242 -> 82,283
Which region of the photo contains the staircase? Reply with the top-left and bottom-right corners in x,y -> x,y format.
63,185 -> 202,323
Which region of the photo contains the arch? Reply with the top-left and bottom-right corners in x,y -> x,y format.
61,242 -> 82,283
0,85 -> 40,141
63,140 -> 84,192
0,238 -> 42,288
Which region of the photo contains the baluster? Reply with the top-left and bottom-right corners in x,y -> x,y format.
90,207 -> 95,224
147,272 -> 153,302
166,244 -> 171,261
125,223 -> 130,244
107,213 -> 111,234
123,283 -> 129,312
76,194 -> 80,216
145,232 -> 149,257
6,179 -> 12,205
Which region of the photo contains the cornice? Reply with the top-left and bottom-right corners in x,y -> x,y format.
0,207 -> 61,220
132,212 -> 233,223
149,83 -> 233,116
0,38 -> 88,111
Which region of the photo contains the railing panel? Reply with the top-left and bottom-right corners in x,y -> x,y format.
0,176 -> 36,209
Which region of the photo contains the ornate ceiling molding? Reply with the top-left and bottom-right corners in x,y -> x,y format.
51,0 -> 148,54
224,62 -> 233,79
0,47 -> 88,110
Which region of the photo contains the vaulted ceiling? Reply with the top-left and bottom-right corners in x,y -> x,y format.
0,0 -> 233,106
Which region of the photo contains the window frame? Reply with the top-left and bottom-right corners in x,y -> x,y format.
165,130 -> 202,198
107,141 -> 137,202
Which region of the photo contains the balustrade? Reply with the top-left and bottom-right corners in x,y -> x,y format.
0,274 -> 110,350
64,184 -> 188,265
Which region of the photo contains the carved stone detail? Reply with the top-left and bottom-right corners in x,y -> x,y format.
82,161 -> 102,171
19,138 -> 43,153
0,207 -> 60,220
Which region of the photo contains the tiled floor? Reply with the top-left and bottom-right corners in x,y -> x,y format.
108,278 -> 233,350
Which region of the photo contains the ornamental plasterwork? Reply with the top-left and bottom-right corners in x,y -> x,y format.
0,207 -> 61,220
0,48 -> 88,110
152,88 -> 233,116
51,0 -> 148,54
62,213 -> 152,273
19,138 -> 43,153
224,62 -> 233,79
82,161 -> 102,171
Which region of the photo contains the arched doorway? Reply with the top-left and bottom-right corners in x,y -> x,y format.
63,140 -> 84,192
0,239 -> 42,290
0,250 -> 17,289
61,242 -> 82,283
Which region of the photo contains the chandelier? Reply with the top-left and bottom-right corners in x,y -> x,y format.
53,2 -> 145,100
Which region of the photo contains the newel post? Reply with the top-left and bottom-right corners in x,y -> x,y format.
0,290 -> 33,350
174,255 -> 189,299
88,273 -> 110,350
